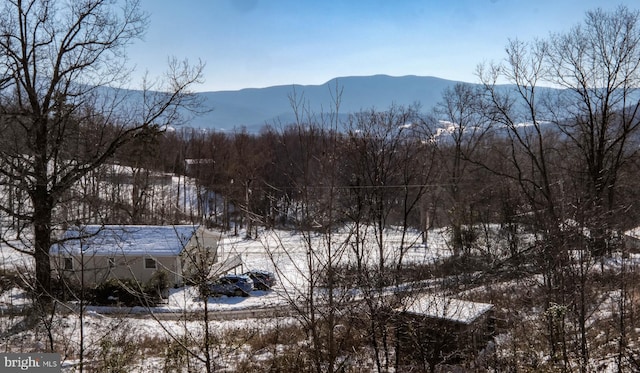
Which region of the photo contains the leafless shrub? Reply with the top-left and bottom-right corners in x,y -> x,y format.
91,324 -> 140,373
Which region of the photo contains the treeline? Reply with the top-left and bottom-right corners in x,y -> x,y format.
35,5 -> 640,258
93,89 -> 640,246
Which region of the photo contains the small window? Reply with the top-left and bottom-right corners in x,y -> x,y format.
108,257 -> 116,268
64,257 -> 73,270
144,257 -> 157,269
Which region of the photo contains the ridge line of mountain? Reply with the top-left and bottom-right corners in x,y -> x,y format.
189,74 -> 467,131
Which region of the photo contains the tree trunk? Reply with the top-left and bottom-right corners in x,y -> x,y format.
33,198 -> 54,308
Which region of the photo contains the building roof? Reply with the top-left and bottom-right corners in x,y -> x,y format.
399,294 -> 494,325
624,227 -> 640,240
51,225 -> 199,257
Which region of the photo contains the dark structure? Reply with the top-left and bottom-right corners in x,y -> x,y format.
395,294 -> 495,371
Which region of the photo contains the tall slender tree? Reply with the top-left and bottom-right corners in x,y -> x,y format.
433,83 -> 491,256
0,0 -> 204,309
477,6 -> 640,370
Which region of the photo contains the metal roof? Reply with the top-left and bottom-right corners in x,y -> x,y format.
50,225 -> 200,257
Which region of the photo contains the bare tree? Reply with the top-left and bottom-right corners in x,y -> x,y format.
0,0 -> 204,312
545,6 -> 640,257
477,6 -> 640,371
227,128 -> 272,237
477,35 -> 574,369
433,83 -> 492,256
344,105 -> 422,279
257,85 -> 373,373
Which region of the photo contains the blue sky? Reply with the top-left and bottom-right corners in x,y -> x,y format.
128,0 -> 639,92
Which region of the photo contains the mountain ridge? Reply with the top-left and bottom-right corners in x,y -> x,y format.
188,75 -> 465,132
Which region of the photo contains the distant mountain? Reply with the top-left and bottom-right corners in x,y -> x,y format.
189,75 -> 462,132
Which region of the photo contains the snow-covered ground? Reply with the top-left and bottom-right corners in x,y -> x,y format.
0,226 -> 453,313
160,226 -> 451,312
2,224 -> 639,372
0,226 -> 455,372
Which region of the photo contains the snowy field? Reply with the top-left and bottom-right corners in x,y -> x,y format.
5,225 -> 639,314
3,225 -> 640,372
0,226 -> 455,372
162,226 -> 451,312
0,226 -> 454,313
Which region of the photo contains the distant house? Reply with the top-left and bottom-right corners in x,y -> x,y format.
50,225 -> 220,288
103,163 -> 174,186
184,158 -> 214,175
395,294 -> 495,369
